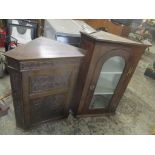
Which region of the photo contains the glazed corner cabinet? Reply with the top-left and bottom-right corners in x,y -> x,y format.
72,31 -> 150,117
4,37 -> 85,129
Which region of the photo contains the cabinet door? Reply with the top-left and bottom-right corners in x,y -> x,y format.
83,50 -> 130,114
21,65 -> 76,127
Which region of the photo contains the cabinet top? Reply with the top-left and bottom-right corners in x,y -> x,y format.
4,37 -> 85,61
81,31 -> 151,47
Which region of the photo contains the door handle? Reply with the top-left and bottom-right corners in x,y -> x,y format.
127,67 -> 133,77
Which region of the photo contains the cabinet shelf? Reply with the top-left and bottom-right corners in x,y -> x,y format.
95,86 -> 114,95
94,92 -> 114,95
101,71 -> 122,74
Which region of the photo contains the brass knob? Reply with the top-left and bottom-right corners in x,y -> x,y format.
127,67 -> 133,77
90,85 -> 95,90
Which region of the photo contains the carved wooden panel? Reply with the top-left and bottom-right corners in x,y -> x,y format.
30,94 -> 66,124
30,71 -> 71,93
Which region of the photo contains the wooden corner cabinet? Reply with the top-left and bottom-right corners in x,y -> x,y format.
72,31 -> 150,117
4,37 -> 85,129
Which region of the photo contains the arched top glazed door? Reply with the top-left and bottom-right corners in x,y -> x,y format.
89,56 -> 125,109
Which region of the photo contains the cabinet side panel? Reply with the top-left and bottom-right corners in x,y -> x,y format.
109,46 -> 147,112
8,68 -> 25,128
71,35 -> 95,114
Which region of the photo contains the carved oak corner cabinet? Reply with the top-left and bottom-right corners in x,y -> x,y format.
4,37 -> 85,129
72,31 -> 150,117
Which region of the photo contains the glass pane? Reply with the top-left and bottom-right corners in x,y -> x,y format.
89,56 -> 125,109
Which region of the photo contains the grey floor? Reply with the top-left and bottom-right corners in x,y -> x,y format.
0,46 -> 155,135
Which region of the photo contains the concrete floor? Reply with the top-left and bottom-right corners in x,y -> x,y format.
0,47 -> 155,134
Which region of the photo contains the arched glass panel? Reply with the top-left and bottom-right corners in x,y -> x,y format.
89,56 -> 125,109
